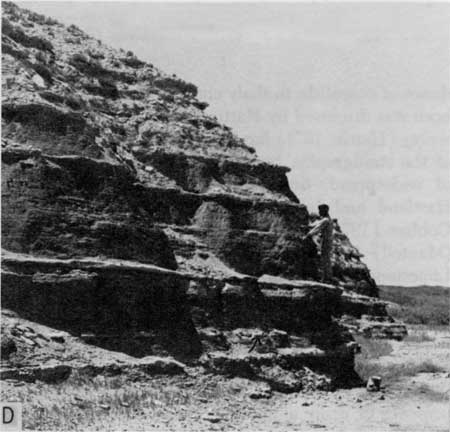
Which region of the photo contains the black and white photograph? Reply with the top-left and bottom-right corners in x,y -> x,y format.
1,1 -> 449,431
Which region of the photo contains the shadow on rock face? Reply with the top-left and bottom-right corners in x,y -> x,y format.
1,259 -> 202,361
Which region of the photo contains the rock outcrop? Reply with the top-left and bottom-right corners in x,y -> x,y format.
1,2 -> 401,389
1,1 -> 374,290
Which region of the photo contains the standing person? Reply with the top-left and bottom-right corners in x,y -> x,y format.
304,204 -> 334,283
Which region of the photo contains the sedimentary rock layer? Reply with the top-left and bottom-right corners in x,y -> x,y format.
2,250 -> 359,388
1,1 -> 376,293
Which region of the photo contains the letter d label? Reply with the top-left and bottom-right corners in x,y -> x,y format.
1,403 -> 22,431
3,407 -> 14,423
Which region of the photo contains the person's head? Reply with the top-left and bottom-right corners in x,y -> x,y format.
318,204 -> 329,217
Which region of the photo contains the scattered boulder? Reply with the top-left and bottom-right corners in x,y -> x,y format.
202,413 -> 221,423
259,365 -> 303,393
248,384 -> 272,399
366,376 -> 382,392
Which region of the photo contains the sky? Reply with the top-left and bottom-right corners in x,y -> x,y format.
20,2 -> 450,286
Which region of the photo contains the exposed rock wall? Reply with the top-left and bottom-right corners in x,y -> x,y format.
2,250 -> 359,388
2,147 -> 177,268
1,2 -> 397,388
1,252 -> 201,358
1,1 -> 376,292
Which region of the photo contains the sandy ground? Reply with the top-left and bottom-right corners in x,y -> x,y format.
253,326 -> 449,432
251,374 -> 449,432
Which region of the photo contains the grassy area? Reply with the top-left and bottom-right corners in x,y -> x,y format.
0,372 -> 263,431
356,356 -> 445,383
379,285 -> 449,326
354,336 -> 445,383
4,373 -> 196,430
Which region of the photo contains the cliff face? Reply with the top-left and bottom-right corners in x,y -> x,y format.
1,2 -> 376,294
2,2 -> 389,388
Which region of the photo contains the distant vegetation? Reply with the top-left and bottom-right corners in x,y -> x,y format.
356,355 -> 445,383
354,335 -> 446,383
379,285 -> 449,326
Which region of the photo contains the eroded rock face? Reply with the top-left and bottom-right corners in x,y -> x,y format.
1,253 -> 201,359
1,1 -> 376,291
1,2 -> 393,386
2,148 -> 177,268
